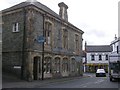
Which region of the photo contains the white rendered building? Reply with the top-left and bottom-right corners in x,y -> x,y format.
85,44 -> 112,73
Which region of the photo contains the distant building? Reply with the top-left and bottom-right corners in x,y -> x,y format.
2,0 -> 84,81
84,43 -> 112,73
110,35 -> 120,61
110,35 -> 120,55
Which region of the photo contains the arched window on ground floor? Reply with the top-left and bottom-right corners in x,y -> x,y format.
62,58 -> 69,72
44,57 -> 52,73
54,57 -> 60,73
71,58 -> 76,72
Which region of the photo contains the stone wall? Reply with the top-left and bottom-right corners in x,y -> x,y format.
2,5 -> 83,80
2,9 -> 24,77
2,52 -> 22,77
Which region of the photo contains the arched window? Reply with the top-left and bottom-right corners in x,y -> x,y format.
54,57 -> 60,73
71,58 -> 76,72
62,29 -> 68,49
62,58 -> 68,72
44,22 -> 52,45
75,34 -> 79,50
44,57 -> 52,73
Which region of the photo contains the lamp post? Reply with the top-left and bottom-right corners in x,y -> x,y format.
41,14 -> 45,80
41,41 -> 44,80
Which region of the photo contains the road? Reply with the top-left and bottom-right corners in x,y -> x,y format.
37,73 -> 120,88
2,73 -> 120,89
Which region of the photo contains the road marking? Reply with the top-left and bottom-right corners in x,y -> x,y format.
94,79 -> 104,84
82,85 -> 87,87
79,82 -> 93,87
79,78 -> 105,88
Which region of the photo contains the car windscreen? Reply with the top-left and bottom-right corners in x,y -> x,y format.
96,69 -> 105,73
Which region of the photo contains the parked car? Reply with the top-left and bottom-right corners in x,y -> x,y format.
96,69 -> 106,77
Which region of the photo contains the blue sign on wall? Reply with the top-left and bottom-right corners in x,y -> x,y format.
37,36 -> 45,44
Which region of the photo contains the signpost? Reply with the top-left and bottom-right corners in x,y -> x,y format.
36,35 -> 45,80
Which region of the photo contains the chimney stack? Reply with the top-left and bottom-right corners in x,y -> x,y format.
58,2 -> 68,21
115,34 -> 117,40
85,41 -> 87,51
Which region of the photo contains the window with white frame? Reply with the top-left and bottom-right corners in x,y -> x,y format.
99,55 -> 102,60
91,54 -> 95,61
12,22 -> 19,32
117,46 -> 119,53
105,55 -> 108,60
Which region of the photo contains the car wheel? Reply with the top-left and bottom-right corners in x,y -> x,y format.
110,77 -> 112,81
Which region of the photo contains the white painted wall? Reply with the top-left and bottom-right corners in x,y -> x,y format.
110,37 -> 120,61
86,52 -> 111,64
111,42 -> 118,53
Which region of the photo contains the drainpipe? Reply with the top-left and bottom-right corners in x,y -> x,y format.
41,14 -> 45,80
21,8 -> 26,79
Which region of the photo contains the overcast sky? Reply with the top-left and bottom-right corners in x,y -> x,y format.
0,0 -> 119,47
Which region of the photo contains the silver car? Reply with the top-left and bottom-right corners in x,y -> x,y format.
96,69 -> 106,77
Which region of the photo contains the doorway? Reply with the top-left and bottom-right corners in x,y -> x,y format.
33,56 -> 41,80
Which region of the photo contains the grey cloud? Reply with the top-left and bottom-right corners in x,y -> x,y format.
86,29 -> 105,37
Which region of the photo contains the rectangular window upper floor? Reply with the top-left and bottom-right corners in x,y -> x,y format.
12,22 -> 19,32
105,55 -> 108,60
91,54 -> 95,61
99,55 -> 102,60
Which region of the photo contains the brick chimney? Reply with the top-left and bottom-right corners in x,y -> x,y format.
58,2 -> 68,21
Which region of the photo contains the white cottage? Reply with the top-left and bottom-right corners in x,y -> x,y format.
110,36 -> 120,55
85,44 -> 112,73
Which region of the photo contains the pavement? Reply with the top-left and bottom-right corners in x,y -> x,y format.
2,72 -> 89,88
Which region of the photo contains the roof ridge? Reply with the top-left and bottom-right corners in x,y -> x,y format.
26,0 -> 37,2
2,0 -> 84,34
86,45 -> 110,46
86,45 -> 112,52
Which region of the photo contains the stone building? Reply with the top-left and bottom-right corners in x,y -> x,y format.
2,0 -> 84,81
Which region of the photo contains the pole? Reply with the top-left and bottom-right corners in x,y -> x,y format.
41,14 -> 45,80
21,8 -> 26,79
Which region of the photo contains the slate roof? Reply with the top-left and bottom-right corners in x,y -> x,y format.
2,0 -> 84,34
86,45 -> 112,52
110,37 -> 120,45
2,1 -> 61,19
